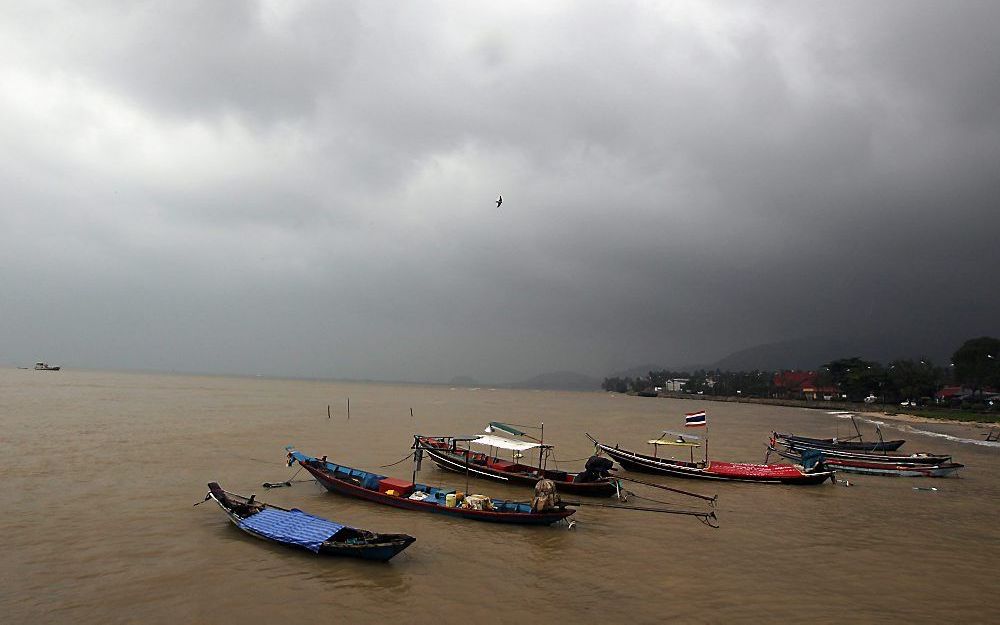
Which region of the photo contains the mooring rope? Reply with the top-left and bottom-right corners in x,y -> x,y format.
624,489 -> 697,508
379,451 -> 417,468
550,454 -> 593,465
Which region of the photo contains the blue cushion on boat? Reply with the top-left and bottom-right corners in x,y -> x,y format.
238,508 -> 348,553
362,474 -> 384,490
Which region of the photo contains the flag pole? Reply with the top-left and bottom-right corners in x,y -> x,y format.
704,418 -> 709,465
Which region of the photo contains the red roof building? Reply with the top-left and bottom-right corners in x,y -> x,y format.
772,371 -> 838,400
773,371 -> 817,393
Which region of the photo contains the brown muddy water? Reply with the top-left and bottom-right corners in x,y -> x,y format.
2,368 -> 998,624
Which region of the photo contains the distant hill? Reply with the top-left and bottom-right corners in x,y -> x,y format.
610,335 -> 960,379
607,363 -> 666,379
507,371 -> 602,391
706,335 -> 956,372
707,337 -> 856,371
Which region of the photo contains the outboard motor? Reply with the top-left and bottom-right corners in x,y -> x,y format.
799,449 -> 827,473
574,455 -> 615,483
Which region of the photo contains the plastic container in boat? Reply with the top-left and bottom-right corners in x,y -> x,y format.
445,493 -> 457,507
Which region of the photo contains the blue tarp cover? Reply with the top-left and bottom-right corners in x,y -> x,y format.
238,508 -> 347,553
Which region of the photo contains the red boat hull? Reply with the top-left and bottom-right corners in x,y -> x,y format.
589,437 -> 835,485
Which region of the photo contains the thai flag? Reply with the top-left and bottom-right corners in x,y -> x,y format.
685,411 -> 707,427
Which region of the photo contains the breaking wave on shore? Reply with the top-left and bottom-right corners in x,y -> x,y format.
826,410 -> 1000,448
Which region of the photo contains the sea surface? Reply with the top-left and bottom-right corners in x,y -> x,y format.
2,368 -> 998,624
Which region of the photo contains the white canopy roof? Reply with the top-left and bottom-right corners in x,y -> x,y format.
470,434 -> 542,451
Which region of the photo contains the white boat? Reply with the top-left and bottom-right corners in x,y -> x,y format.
34,362 -> 61,371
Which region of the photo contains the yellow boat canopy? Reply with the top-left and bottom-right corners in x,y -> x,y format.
647,439 -> 701,447
648,430 -> 701,447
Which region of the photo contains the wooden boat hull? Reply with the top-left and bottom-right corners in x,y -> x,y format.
415,436 -> 618,497
769,447 -> 964,478
290,449 -> 575,526
206,483 -> 415,562
775,432 -> 905,452
588,436 -> 834,485
818,459 -> 962,478
781,442 -> 951,465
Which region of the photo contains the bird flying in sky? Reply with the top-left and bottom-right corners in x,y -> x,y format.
496,194 -> 503,208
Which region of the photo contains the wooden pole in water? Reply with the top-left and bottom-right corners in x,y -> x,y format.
562,500 -> 718,522
851,414 -> 864,442
347,397 -> 350,419
327,405 -> 331,419
410,407 -> 413,418
464,446 -> 470,495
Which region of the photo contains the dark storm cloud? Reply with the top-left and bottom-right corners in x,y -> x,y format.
2,1 -> 998,382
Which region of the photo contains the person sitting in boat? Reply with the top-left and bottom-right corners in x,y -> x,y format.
573,454 -> 615,483
532,479 -> 561,512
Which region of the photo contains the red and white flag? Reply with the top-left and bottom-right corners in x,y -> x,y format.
685,410 -> 707,427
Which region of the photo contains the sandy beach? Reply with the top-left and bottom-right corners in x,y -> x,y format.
856,410 -> 1000,431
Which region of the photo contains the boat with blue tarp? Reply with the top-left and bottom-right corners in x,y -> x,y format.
204,482 -> 415,561
286,447 -> 576,525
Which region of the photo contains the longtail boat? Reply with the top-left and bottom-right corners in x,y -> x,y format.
773,435 -> 952,465
287,447 -> 575,526
414,424 -> 619,497
773,432 -> 905,452
587,433 -> 835,485
774,414 -> 906,452
203,482 -> 415,561
768,446 -> 964,478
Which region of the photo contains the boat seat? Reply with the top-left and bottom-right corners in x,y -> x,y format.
489,459 -> 515,470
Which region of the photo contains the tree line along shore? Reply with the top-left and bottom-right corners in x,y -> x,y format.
602,336 -> 1000,425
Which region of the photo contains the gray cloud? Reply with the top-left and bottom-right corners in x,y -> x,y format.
2,1 -> 998,382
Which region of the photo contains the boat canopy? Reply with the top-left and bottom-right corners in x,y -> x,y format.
485,421 -> 526,436
648,430 -> 701,447
647,439 -> 701,447
471,434 -> 542,451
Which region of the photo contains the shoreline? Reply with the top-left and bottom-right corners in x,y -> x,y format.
852,409 -> 1000,431
651,391 -> 1000,431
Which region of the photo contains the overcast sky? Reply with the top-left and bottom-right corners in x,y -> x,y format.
2,1 -> 998,382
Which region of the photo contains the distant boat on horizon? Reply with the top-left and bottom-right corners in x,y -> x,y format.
34,362 -> 61,371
